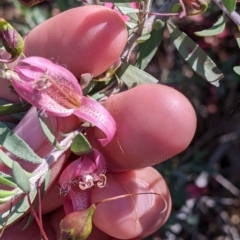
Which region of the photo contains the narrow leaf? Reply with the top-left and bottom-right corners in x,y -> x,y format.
126,21 -> 138,29
115,3 -> 138,22
195,15 -> 225,37
0,122 -> 43,164
71,133 -> 93,155
0,176 -> 17,188
43,169 -> 51,192
0,189 -> 37,229
0,189 -> 15,198
167,21 -> 223,86
136,33 -> 151,43
38,115 -> 63,150
22,211 -> 34,230
233,66 -> 240,75
136,20 -> 166,70
0,103 -> 30,116
0,149 -> 13,169
12,161 -> 31,193
115,6 -> 139,14
222,0 -> 236,12
236,38 -> 240,49
170,3 -> 181,13
116,63 -> 158,88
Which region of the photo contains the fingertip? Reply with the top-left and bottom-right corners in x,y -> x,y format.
91,167 -> 171,239
96,83 -> 196,169
24,5 -> 127,77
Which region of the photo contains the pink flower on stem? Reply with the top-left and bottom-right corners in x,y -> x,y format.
11,56 -> 116,146
59,149 -> 106,214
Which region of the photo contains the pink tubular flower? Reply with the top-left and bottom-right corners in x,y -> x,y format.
59,149 -> 106,214
11,57 -> 116,146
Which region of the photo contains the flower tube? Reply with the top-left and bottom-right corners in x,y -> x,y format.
59,149 -> 107,214
11,57 -> 116,146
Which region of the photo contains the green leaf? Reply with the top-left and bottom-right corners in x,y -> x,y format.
0,176 -> 17,188
136,33 -> 151,43
38,115 -> 63,150
167,21 -> 223,87
136,20 -> 166,70
170,3 -> 181,13
115,6 -> 139,14
71,133 -> 93,155
0,122 -> 43,164
222,0 -> 236,12
115,3 -> 138,22
0,149 -> 14,169
233,66 -> 240,75
12,161 -> 31,193
195,15 -> 226,37
236,38 -> 240,48
0,103 -> 30,116
43,169 -> 51,192
0,189 -> 37,229
126,21 -> 138,29
0,189 -> 15,199
116,63 -> 158,88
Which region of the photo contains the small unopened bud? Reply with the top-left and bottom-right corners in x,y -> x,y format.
59,204 -> 96,240
0,18 -> 24,63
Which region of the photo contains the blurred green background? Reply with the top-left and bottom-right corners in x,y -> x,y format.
1,0 -> 240,239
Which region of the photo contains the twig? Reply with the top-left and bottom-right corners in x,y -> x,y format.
212,0 -> 240,26
27,194 -> 48,240
122,0 -> 178,62
213,173 -> 240,197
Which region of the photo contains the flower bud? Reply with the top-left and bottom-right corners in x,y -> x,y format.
59,204 -> 96,240
0,18 -> 24,63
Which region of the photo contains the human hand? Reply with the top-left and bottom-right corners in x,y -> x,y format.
0,5 -> 196,240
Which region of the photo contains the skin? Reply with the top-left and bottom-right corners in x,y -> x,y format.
0,5 -> 196,240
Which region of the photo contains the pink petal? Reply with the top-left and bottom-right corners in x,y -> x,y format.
59,157 -> 97,187
63,195 -> 74,214
70,188 -> 91,211
12,57 -> 83,116
73,96 -> 116,146
65,188 -> 91,214
16,57 -> 81,94
15,65 -> 45,81
91,149 -> 106,175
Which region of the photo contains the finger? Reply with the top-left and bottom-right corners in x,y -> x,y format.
1,6 -> 127,103
94,83 -> 196,170
23,5 -> 127,78
91,167 -> 171,239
